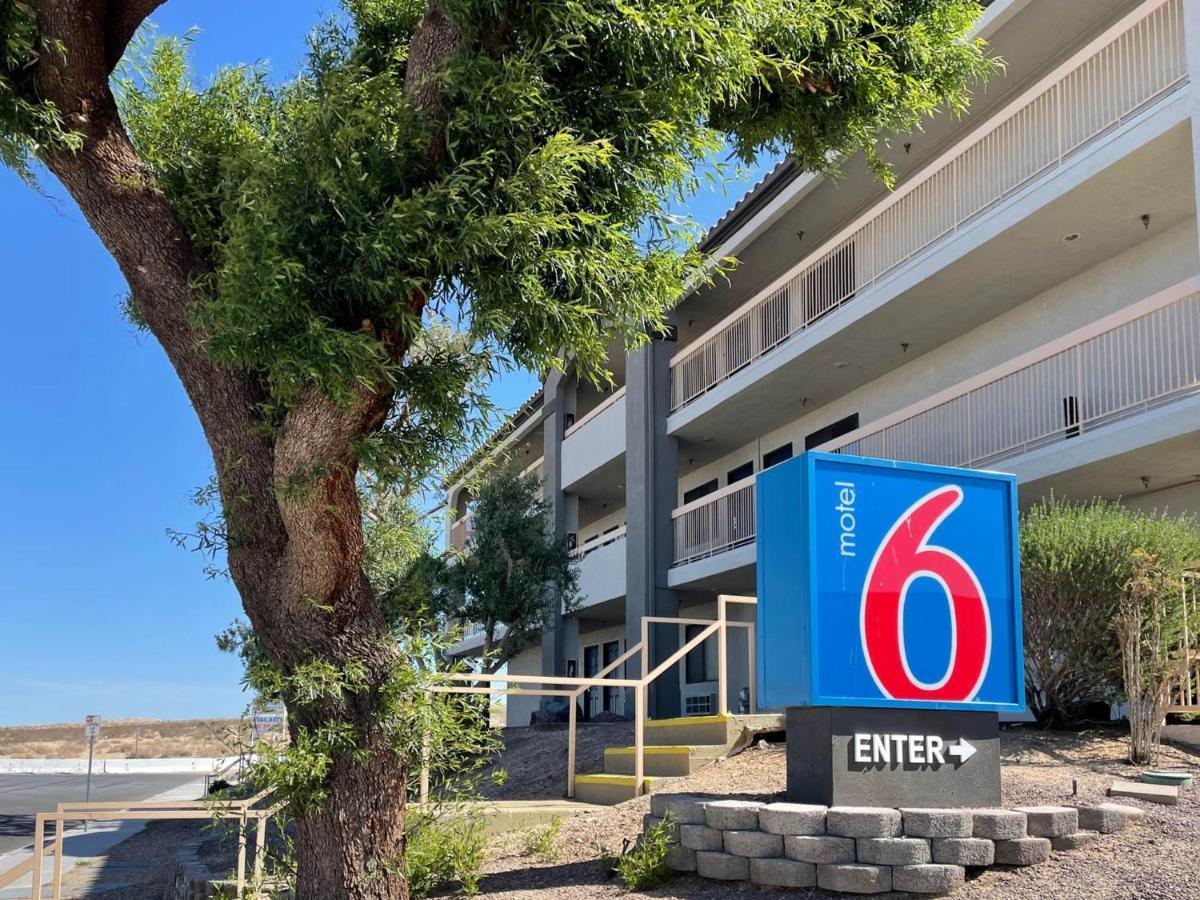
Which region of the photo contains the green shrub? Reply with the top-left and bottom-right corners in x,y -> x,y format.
519,816 -> 562,862
1020,496 -> 1200,724
616,814 -> 676,891
406,809 -> 486,897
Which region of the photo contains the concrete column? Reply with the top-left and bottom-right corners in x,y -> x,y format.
625,333 -> 682,720
540,370 -> 569,701
1184,0 -> 1200,260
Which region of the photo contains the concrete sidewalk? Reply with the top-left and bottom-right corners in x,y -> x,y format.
0,778 -> 204,899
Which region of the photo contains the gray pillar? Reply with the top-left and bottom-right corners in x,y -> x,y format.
540,370 -> 568,701
1185,0 -> 1200,262
625,334 -> 682,720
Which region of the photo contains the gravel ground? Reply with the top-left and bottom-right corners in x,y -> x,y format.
478,726 -> 1200,900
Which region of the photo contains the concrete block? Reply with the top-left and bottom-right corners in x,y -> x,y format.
679,824 -> 724,851
817,863 -> 893,894
696,850 -> 750,881
1014,806 -> 1079,838
650,793 -> 709,824
785,834 -> 857,864
704,799 -> 763,831
901,808 -> 975,838
972,809 -> 1027,840
1075,802 -> 1145,834
993,837 -> 1052,866
932,837 -> 994,867
1109,780 -> 1179,805
760,802 -> 827,835
856,837 -> 932,865
892,863 -> 966,895
724,829 -> 784,858
827,807 -> 902,838
1051,830 -> 1100,852
750,857 -> 817,888
666,846 -> 697,872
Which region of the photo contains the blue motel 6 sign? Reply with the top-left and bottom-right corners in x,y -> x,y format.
756,452 -> 1025,713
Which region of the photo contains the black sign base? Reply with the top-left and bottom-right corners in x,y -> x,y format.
786,706 -> 1001,808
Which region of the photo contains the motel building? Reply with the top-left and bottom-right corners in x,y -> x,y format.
443,0 -> 1200,800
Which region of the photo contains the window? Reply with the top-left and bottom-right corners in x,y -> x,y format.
762,443 -> 793,469
683,479 -> 719,505
805,413 -> 860,450
726,461 -> 754,485
685,624 -> 717,684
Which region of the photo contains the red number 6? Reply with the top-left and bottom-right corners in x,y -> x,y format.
859,486 -> 991,702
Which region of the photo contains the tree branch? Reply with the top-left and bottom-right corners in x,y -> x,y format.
104,0 -> 166,70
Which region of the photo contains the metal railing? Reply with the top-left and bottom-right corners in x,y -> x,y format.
828,280 -> 1200,468
1169,570 -> 1200,713
669,0 -> 1188,412
0,790 -> 282,900
571,524 -> 627,560
670,279 -> 1200,566
672,480 -> 756,566
565,386 -> 627,439
426,596 -> 756,800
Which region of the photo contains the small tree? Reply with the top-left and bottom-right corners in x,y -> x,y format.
437,465 -> 578,674
1117,549 -> 1179,764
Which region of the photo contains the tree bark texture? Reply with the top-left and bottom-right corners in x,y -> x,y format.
23,2 -> 464,896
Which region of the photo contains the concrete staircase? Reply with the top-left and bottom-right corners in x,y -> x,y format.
573,713 -> 784,805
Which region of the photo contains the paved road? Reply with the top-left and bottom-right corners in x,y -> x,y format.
0,774 -> 201,855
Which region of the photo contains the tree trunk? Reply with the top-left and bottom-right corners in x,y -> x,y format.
295,732 -> 409,899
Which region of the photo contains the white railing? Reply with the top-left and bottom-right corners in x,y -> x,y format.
565,386 -> 626,439
521,456 -> 545,481
449,510 -> 475,550
827,280 -> 1200,468
669,0 -> 1188,412
571,524 -> 627,560
672,480 -> 757,566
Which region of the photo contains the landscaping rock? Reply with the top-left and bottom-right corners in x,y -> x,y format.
750,857 -> 817,888
993,837 -> 1052,866
973,809 -> 1027,840
724,830 -> 784,858
666,846 -> 697,872
901,808 -> 975,838
760,802 -> 827,835
893,863 -> 966,895
704,799 -> 763,831
1108,781 -> 1178,806
932,837 -> 994,867
1052,830 -> 1100,852
650,793 -> 709,824
679,824 -> 724,851
827,807 -> 903,838
696,850 -> 750,881
785,834 -> 857,864
817,863 -> 893,894
857,837 -> 932,865
1075,802 -> 1145,834
1014,806 -> 1079,838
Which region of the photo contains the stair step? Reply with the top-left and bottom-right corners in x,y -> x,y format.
603,744 -> 727,776
644,713 -> 734,747
574,773 -> 666,806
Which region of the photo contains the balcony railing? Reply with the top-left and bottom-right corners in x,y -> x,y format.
522,456 -> 545,481
672,480 -> 756,566
565,386 -> 626,439
449,510 -> 475,551
670,278 -> 1200,566
669,0 -> 1187,412
571,524 -> 627,560
827,279 -> 1200,468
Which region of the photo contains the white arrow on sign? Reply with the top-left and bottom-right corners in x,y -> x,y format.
948,739 -> 977,764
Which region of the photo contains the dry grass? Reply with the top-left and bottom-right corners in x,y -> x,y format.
0,718 -> 251,759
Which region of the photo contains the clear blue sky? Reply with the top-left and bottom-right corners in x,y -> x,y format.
0,1 -> 769,726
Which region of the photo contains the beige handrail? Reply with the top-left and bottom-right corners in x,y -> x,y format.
0,789 -> 282,900
428,595 -> 758,801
